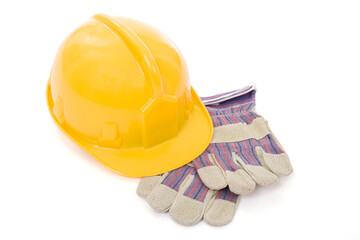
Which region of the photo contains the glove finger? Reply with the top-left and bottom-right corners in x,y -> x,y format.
233,139 -> 278,186
194,143 -> 256,194
169,173 -> 214,226
146,165 -> 195,212
255,135 -> 293,176
193,153 -> 227,190
225,168 -> 256,195
137,175 -> 162,198
204,187 -> 240,226
211,142 -> 256,194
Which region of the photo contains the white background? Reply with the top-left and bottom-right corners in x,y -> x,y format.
1,0 -> 359,239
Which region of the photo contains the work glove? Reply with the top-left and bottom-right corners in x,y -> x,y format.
137,85 -> 293,225
195,85 -> 293,194
137,164 -> 239,226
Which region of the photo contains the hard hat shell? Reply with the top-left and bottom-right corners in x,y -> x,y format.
46,14 -> 213,177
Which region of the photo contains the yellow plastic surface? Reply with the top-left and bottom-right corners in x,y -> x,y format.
46,14 -> 213,177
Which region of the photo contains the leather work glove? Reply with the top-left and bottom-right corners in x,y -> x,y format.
137,164 -> 239,226
195,85 -> 293,194
137,85 -> 293,225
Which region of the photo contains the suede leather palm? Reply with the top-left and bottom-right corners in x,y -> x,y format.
137,86 -> 293,226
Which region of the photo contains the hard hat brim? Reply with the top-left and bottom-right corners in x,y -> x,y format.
47,82 -> 213,177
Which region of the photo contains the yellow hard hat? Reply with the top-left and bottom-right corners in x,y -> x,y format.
46,14 -> 213,177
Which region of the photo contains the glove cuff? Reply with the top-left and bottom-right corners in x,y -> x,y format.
201,85 -> 258,127
201,85 -> 256,106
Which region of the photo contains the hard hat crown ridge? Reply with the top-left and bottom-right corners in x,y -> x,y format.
47,14 -> 213,177
94,14 -> 164,99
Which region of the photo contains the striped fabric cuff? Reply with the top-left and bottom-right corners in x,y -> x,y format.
202,86 -> 258,127
201,85 -> 256,106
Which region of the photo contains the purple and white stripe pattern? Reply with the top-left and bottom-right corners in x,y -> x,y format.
161,165 -> 195,192
183,174 -> 209,203
193,135 -> 284,170
204,90 -> 259,127
160,165 -> 209,203
216,187 -> 238,203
